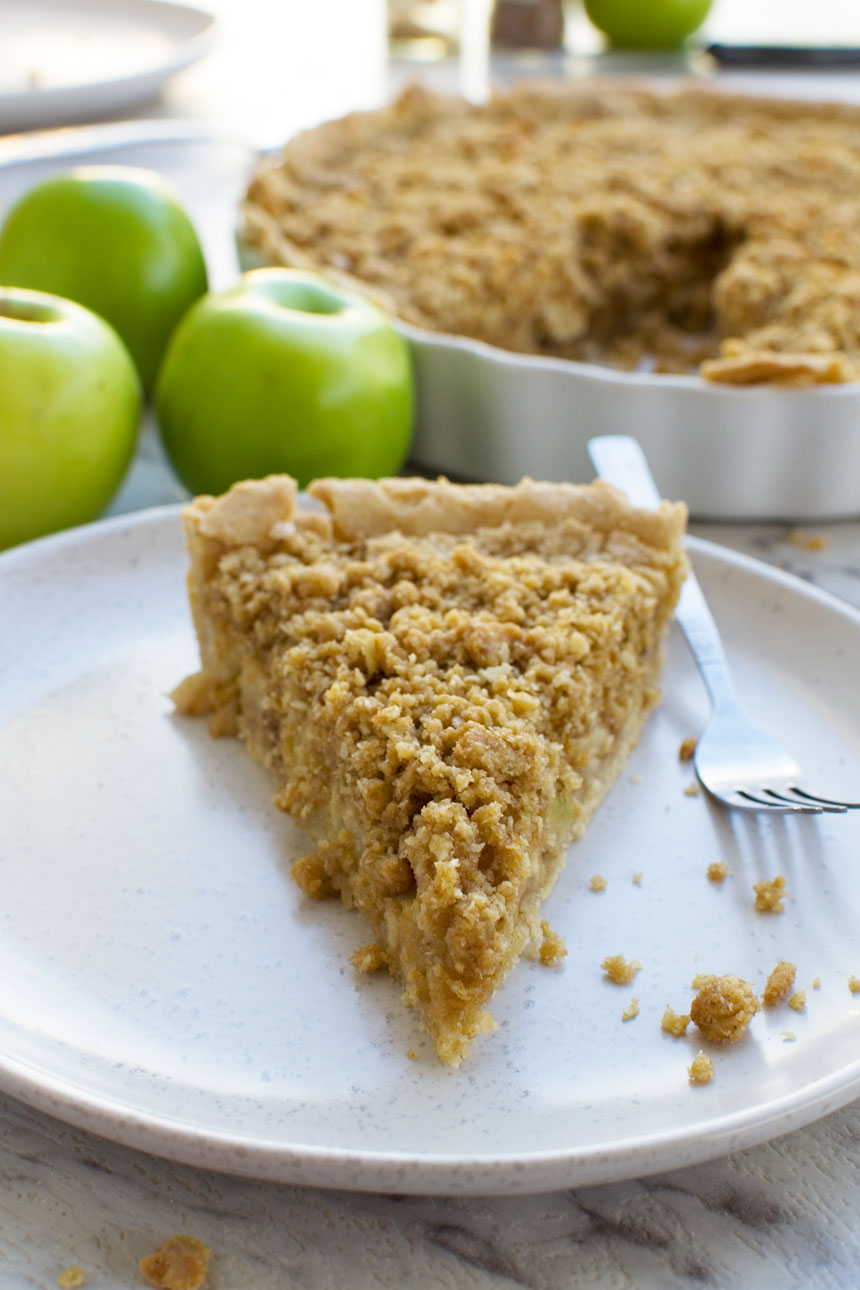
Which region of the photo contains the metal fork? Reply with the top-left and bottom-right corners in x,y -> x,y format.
588,435 -> 860,815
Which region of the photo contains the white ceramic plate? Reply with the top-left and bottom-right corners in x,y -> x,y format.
2,509 -> 860,1195
0,0 -> 215,132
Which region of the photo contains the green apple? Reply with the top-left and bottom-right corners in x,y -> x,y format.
0,287 -> 141,549
584,0 -> 712,48
0,166 -> 207,392
155,268 -> 414,493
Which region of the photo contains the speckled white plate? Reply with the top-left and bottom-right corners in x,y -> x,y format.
2,508 -> 860,1195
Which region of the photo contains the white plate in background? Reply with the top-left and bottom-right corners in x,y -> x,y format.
0,0 -> 215,131
1,508 -> 860,1194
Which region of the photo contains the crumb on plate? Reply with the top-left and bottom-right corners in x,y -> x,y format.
589,873 -> 607,892
707,861 -> 729,883
812,977 -> 821,989
678,736 -> 697,761
788,990 -> 806,1012
632,871 -> 643,885
762,960 -> 796,1007
661,1006 -> 691,1037
602,954 -> 641,985
538,920 -> 567,965
621,997 -> 639,1021
688,1051 -> 714,1085
753,875 -> 786,914
683,782 -> 700,797
849,975 -> 860,994
782,1031 -> 797,1042
139,1234 -> 210,1290
690,973 -> 760,1043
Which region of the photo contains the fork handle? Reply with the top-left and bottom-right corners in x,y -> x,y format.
587,436 -> 738,709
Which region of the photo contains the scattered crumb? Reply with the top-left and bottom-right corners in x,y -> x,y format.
688,1051 -> 715,1085
690,973 -> 760,1043
849,976 -> 860,994
58,1270 -> 86,1290
661,1006 -> 691,1037
407,1048 -> 417,1060
678,736 -> 697,761
707,861 -> 729,883
589,874 -> 607,892
788,990 -> 806,1012
621,998 -> 639,1021
753,875 -> 786,914
631,773 -> 643,785
788,527 -> 829,552
781,1031 -> 797,1042
683,782 -> 700,797
139,1235 -> 210,1290
762,960 -> 796,1007
632,871 -> 643,886
812,977 -> 821,989
602,954 -> 642,984
538,919 -> 567,965
351,942 -> 387,973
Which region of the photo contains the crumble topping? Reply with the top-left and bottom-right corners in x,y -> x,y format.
661,1006 -> 691,1037
762,961 -> 796,1007
602,954 -> 641,985
754,875 -> 786,913
177,474 -> 685,1063
139,1235 -> 209,1290
242,82 -> 860,383
788,991 -> 807,1012
688,1051 -> 715,1085
351,942 -> 387,972
690,973 -> 759,1043
538,920 -> 567,965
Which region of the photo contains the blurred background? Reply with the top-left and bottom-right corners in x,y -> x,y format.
4,0 -> 860,149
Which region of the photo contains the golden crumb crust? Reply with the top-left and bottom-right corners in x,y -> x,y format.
688,1051 -> 715,1085
754,875 -> 786,913
176,473 -> 685,1064
762,960 -> 796,1007
690,973 -> 759,1043
139,1235 -> 209,1290
241,82 -> 860,385
602,954 -> 641,985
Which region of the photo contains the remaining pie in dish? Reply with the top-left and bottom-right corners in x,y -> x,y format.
240,81 -> 860,385
173,473 -> 686,1064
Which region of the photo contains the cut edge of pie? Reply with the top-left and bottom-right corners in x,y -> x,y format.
173,473 -> 687,1065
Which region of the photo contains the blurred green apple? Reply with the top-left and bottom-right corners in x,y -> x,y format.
0,287 -> 141,549
0,166 -> 207,392
155,268 -> 414,493
584,0 -> 712,48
